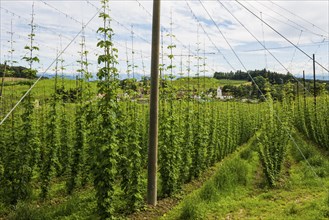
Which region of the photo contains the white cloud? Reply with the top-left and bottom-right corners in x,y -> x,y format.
0,0 -> 328,79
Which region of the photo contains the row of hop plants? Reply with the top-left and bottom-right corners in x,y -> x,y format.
156,12 -> 264,197
256,92 -> 292,187
158,100 -> 263,197
0,72 -> 264,217
0,1 -> 266,219
255,82 -> 328,187
0,87 -> 264,218
294,94 -> 329,151
0,1 -> 147,219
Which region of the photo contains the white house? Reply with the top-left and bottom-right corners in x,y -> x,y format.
216,87 -> 233,100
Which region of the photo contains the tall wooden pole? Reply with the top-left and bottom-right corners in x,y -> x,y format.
148,0 -> 161,206
296,78 -> 299,110
303,70 -> 306,109
313,54 -> 316,111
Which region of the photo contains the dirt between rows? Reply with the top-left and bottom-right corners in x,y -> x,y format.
128,164 -> 220,220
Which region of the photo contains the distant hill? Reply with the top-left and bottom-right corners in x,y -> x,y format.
0,64 -> 33,79
214,69 -> 329,83
1,63 -> 146,81
214,69 -> 295,84
38,72 -> 144,81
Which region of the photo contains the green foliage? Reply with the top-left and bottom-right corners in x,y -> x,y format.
207,106 -> 219,166
1,1 -> 329,218
0,64 -> 30,78
159,100 -> 181,197
158,28 -> 184,197
191,105 -> 208,178
40,92 -> 60,198
257,94 -> 290,187
118,103 -> 131,196
0,77 -> 263,217
0,112 -> 31,205
18,94 -> 38,195
125,103 -> 143,210
253,76 -> 268,94
66,101 -> 83,194
240,148 -> 253,161
294,96 -> 329,151
180,103 -> 193,183
213,158 -> 248,192
199,181 -> 218,202
120,78 -> 138,93
66,35 -> 91,194
0,4 -> 43,204
179,197 -> 203,220
92,1 -> 120,218
117,101 -> 143,212
0,3 -> 41,203
8,202 -> 36,220
214,69 -> 294,84
55,87 -> 81,103
56,102 -> 72,177
22,3 -> 39,79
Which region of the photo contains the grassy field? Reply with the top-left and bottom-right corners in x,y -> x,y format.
172,77 -> 247,91
0,76 -> 245,106
163,132 -> 329,220
3,76 -> 327,220
1,77 -> 31,82
0,78 -> 97,104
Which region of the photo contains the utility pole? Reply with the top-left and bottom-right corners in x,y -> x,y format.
313,54 -> 316,112
303,70 -> 306,109
148,0 -> 161,206
296,78 -> 299,110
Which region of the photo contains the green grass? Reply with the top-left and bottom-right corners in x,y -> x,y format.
172,77 -> 247,91
163,132 -> 329,220
1,186 -> 97,220
162,135 -> 259,220
0,78 -> 97,117
0,77 -> 245,106
1,78 -> 97,99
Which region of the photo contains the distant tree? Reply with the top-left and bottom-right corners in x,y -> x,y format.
0,64 -> 29,78
252,76 -> 267,97
120,78 -> 138,93
214,69 -> 294,84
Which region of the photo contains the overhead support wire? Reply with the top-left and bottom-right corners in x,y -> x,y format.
199,0 -> 321,180
260,12 -> 267,69
133,0 -> 196,56
0,4 -> 102,67
38,0 -> 151,60
199,0 -> 247,71
235,0 -> 329,73
256,1 -> 327,39
85,0 -> 151,45
0,6 -> 102,126
244,1 -> 323,40
288,30 -> 303,73
218,1 -> 312,95
14,0 -> 148,69
135,0 -> 152,17
269,0 -> 329,36
0,6 -> 74,42
243,40 -> 329,52
185,0 -> 236,71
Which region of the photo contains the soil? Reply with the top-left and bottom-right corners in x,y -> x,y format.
128,164 -> 220,220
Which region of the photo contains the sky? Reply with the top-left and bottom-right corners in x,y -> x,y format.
0,0 -> 328,80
